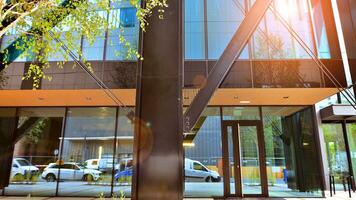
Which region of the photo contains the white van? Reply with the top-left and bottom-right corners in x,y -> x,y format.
184,158 -> 221,182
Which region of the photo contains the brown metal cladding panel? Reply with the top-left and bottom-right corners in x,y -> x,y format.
221,61 -> 252,88
321,59 -> 347,88
132,0 -> 183,199
184,61 -> 207,88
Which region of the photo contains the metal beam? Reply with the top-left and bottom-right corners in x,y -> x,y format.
183,0 -> 273,133
132,0 -> 183,199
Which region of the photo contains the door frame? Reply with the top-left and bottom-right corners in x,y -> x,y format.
222,120 -> 268,197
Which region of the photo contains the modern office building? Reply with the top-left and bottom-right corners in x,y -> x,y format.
0,0 -> 356,199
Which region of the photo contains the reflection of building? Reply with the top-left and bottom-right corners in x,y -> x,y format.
1,0 -> 356,199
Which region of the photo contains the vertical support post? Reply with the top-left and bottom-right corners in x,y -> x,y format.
335,0 -> 356,97
132,0 -> 183,199
0,108 -> 17,190
313,106 -> 328,193
341,120 -> 356,191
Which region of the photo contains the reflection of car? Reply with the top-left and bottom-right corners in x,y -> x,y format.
115,157 -> 133,172
84,159 -> 99,170
98,155 -> 118,173
185,158 -> 221,182
114,158 -> 133,182
41,162 -> 102,182
11,158 -> 39,179
114,167 -> 133,181
85,157 -> 117,173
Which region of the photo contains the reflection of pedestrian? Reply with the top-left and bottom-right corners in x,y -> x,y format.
69,155 -> 74,162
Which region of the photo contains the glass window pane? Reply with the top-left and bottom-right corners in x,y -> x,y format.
58,107 -> 116,197
4,108 -> 65,197
263,106 -> 323,197
106,5 -> 139,61
82,35 -> 105,61
322,124 -> 349,191
185,0 -> 205,59
346,124 -> 356,189
227,126 -> 235,195
207,0 -> 244,59
240,125 -> 262,195
184,107 -> 223,197
112,107 -> 134,197
222,107 -> 260,120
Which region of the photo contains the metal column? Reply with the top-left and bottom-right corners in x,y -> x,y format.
132,0 -> 183,199
341,120 -> 356,191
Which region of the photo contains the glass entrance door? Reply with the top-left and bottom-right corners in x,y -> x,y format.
222,120 -> 268,197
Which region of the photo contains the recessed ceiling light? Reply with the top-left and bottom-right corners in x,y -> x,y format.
183,142 -> 195,147
240,100 -> 250,104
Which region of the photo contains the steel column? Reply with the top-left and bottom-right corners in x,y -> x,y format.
341,120 -> 356,191
183,0 -> 273,133
132,0 -> 183,199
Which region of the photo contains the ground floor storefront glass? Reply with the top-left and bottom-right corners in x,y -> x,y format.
2,107 -> 134,198
322,124 -> 350,190
1,106 -> 324,198
346,124 -> 356,187
184,106 -> 324,198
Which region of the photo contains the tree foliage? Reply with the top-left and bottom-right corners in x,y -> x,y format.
0,0 -> 168,88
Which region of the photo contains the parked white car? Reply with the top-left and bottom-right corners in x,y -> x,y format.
41,162 -> 102,182
11,158 -> 39,179
185,158 -> 221,182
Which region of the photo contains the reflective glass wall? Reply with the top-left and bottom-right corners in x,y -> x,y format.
58,107 -> 117,196
322,124 -> 350,190
184,106 -> 324,198
184,0 -> 333,60
4,108 -> 65,196
347,124 -> 356,188
184,107 -> 224,198
3,107 -> 135,198
263,107 -> 323,197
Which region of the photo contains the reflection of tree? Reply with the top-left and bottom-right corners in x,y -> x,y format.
253,33 -> 303,88
112,62 -> 136,88
25,118 -> 48,144
322,124 -> 348,174
0,71 -> 9,89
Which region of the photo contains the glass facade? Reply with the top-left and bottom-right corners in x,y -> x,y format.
3,107 -> 134,198
184,107 -> 223,197
183,106 -> 323,198
0,0 -> 347,198
184,0 -> 329,60
0,105 -> 323,198
322,124 -> 350,190
347,124 -> 356,188
263,107 -> 323,197
5,108 -> 65,196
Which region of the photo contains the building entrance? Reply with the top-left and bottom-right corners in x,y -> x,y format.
222,120 -> 268,197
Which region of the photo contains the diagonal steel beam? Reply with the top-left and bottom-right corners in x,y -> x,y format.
183,0 -> 273,133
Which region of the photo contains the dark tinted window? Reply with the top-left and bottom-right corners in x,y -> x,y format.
62,164 -> 75,169
16,159 -> 31,166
